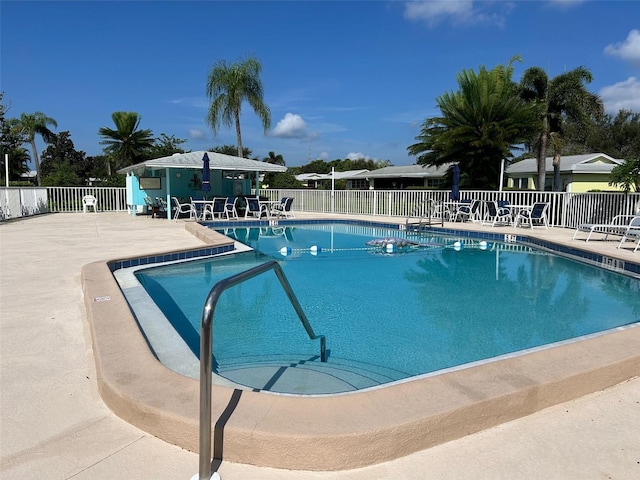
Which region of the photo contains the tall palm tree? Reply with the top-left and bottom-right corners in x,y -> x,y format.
98,111 -> 154,175
519,66 -> 603,191
408,56 -> 537,189
263,151 -> 285,166
205,55 -> 271,158
13,112 -> 58,186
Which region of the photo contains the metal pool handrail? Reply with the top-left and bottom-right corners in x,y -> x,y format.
196,260 -> 327,480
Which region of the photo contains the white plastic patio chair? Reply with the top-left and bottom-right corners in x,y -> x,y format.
82,195 -> 98,213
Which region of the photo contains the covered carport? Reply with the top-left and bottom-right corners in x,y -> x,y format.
117,150 -> 286,219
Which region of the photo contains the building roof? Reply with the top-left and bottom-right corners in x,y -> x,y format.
352,164 -> 449,179
117,150 -> 287,175
506,153 -> 623,175
295,170 -> 369,182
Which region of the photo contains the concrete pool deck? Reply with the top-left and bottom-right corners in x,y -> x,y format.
1,212 -> 639,479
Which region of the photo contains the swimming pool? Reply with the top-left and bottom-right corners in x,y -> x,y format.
134,222 -> 640,394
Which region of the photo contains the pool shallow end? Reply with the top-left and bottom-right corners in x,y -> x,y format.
81,252 -> 640,471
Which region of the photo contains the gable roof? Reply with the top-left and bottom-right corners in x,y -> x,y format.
117,150 -> 287,175
506,153 -> 623,175
352,164 -> 449,179
296,170 -> 369,182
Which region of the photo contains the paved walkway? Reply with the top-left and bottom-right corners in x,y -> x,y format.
1,212 -> 638,480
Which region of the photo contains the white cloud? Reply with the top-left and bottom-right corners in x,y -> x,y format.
169,97 -> 209,109
403,0 -> 510,27
189,129 -> 207,140
546,0 -> 585,9
271,113 -> 319,140
346,152 -> 372,161
604,29 -> 640,67
599,77 -> 640,114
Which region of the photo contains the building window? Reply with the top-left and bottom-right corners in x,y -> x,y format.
427,178 -> 445,188
348,179 -> 369,190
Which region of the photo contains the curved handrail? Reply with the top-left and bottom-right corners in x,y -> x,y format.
196,260 -> 327,480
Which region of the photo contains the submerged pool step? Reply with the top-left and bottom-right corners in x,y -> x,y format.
216,355 -> 407,394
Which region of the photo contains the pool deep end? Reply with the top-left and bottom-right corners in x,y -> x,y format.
81,246 -> 640,470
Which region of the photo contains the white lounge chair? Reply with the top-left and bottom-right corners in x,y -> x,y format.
82,195 -> 98,213
515,202 -> 549,229
572,214 -> 637,242
616,216 -> 640,252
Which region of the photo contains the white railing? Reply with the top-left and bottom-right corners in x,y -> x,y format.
3,186 -> 639,227
47,186 -> 128,213
260,189 -> 640,229
0,187 -> 48,220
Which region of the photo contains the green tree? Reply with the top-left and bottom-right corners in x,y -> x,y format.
519,66 -> 603,191
264,172 -> 302,189
408,56 -> 537,189
146,133 -> 188,159
205,55 -> 271,158
98,111 -> 154,175
0,93 -> 30,183
566,109 -> 640,160
263,151 -> 285,166
211,144 -> 254,158
40,131 -> 98,185
11,111 -> 58,186
609,158 -> 640,192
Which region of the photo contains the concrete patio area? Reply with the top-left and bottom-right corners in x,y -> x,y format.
1,212 -> 639,479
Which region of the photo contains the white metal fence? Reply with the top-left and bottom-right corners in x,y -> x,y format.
47,186 -> 128,213
0,187 -> 48,220
2,186 -> 639,228
261,189 -> 640,229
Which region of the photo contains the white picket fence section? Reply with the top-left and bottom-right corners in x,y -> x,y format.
2,186 -> 639,229
260,189 -> 640,229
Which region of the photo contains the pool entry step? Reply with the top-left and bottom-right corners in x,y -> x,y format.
216,355 -> 407,394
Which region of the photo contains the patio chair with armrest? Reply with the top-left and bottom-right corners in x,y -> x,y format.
224,197 -> 239,219
515,202 -> 549,229
271,197 -> 295,218
172,196 -> 196,221
572,214 -> 638,242
616,216 -> 640,252
244,197 -> 267,219
453,199 -> 481,223
82,195 -> 98,213
482,200 -> 512,227
203,197 -> 228,220
155,197 -> 168,218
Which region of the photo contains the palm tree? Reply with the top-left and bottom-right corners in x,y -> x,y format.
408,57 -> 537,189
263,151 -> 285,166
519,66 -> 603,191
12,112 -> 58,186
98,112 -> 154,175
205,55 -> 271,158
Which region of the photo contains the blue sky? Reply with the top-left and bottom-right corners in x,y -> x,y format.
2,1 -> 639,168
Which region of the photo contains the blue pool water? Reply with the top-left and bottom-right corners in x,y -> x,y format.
136,223 -> 640,393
